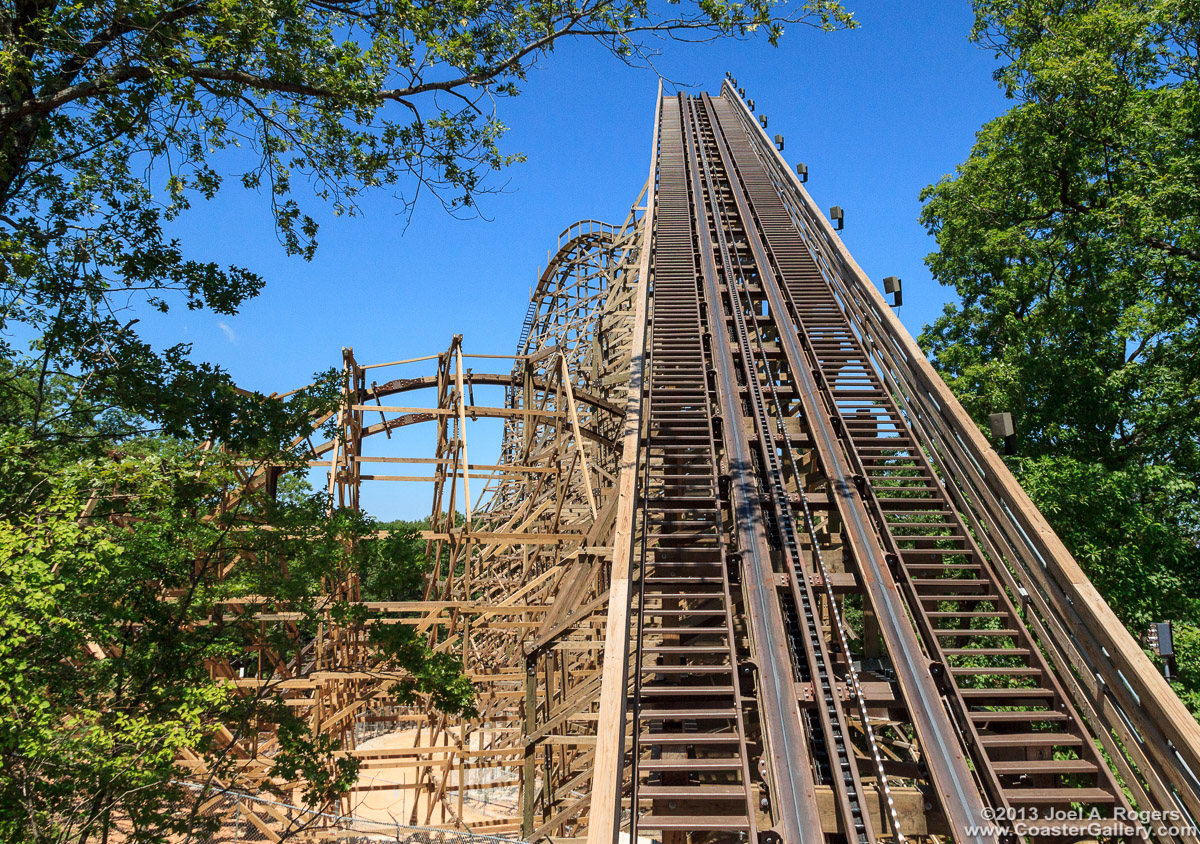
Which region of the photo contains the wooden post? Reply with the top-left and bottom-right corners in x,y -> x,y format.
454,343 -> 472,531
523,654 -> 538,838
561,354 -> 598,518
588,80 -> 661,844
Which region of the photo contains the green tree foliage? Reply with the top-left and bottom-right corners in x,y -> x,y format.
360,519 -> 436,603
0,435 -> 469,843
1173,623 -> 1200,715
918,0 -> 1200,708
357,517 -> 476,714
0,2 -> 857,839
0,0 -> 853,444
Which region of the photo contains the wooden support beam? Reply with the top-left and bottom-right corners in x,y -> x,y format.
588,82 -> 660,844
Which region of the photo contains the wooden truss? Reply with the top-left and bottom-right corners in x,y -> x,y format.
200,196 -> 646,839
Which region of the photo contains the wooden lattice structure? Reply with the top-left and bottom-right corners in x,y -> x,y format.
195,198 -> 644,838
195,84 -> 1200,844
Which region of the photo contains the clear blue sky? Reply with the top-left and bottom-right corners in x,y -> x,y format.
143,1 -> 1012,519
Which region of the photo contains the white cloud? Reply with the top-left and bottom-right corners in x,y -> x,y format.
218,322 -> 237,343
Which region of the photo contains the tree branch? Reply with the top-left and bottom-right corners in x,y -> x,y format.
1145,237 -> 1200,262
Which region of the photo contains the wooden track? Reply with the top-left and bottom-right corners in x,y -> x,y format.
201,82 -> 1200,844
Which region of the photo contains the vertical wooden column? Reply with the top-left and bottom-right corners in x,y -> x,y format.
522,653 -> 538,838
586,81 -> 660,844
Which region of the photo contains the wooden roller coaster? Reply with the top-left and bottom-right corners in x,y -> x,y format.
203,82 -> 1200,844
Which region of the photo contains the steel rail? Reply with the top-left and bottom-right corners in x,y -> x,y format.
709,84 -> 1142,839
697,91 -> 999,842
684,94 -> 884,843
677,94 -> 826,844
731,84 -> 1194,839
692,93 -> 911,843
597,82 -> 1157,841
811,215 -> 1199,838
624,93 -> 759,840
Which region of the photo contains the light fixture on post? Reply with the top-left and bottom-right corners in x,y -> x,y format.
829,205 -> 843,230
1148,622 -> 1177,680
988,412 -> 1017,456
883,275 -> 902,307
758,114 -> 768,128
795,163 -> 808,182
774,134 -> 784,151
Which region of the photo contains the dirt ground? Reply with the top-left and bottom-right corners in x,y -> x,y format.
348,727 -> 519,830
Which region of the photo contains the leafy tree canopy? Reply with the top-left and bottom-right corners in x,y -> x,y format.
0,434 -> 472,844
919,0 -> 1200,705
0,0 -> 853,449
0,2 -> 861,839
